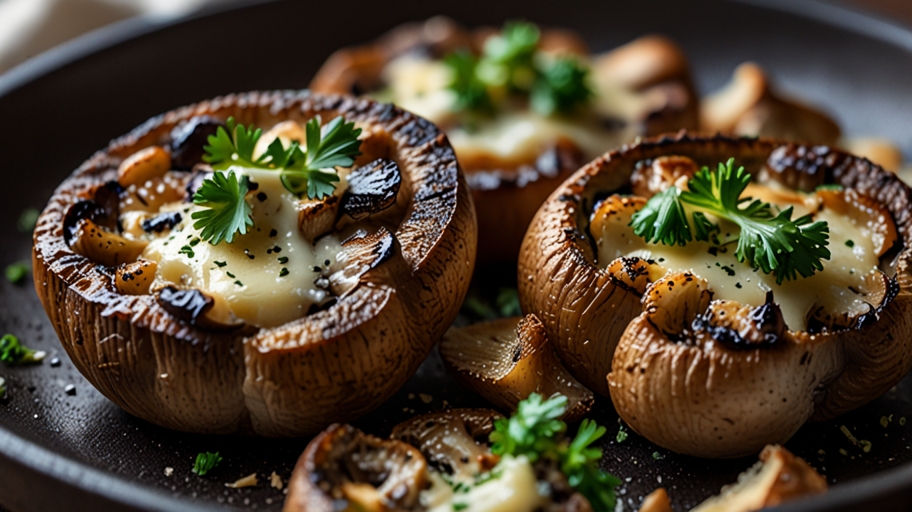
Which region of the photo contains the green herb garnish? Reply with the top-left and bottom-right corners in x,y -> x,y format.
191,170 -> 253,246
17,208 -> 39,233
192,452 -> 222,476
5,262 -> 30,284
0,334 -> 44,366
444,20 -> 592,116
530,57 -> 593,115
629,158 -> 830,283
615,424 -> 628,443
0,376 -> 5,399
490,393 -> 621,511
495,287 -> 522,317
194,117 -> 361,245
178,246 -> 195,258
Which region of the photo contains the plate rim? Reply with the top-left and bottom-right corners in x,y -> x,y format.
1,0 -> 911,510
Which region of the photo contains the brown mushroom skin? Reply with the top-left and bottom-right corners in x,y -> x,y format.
311,19 -> 699,263
519,133 -> 912,456
33,91 -> 477,436
284,423 -> 428,512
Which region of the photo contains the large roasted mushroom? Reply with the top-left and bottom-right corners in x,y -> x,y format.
286,396 -> 617,512
519,133 -> 912,457
312,17 -> 699,262
32,91 -> 477,436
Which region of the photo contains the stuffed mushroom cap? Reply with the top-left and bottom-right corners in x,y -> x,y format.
311,17 -> 699,263
32,91 -> 477,436
519,132 -> 912,457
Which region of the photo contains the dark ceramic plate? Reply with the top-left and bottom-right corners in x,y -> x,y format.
2,0 -> 912,511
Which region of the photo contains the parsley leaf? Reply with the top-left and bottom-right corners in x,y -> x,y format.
490,393 -> 567,460
531,57 -> 594,116
191,171 -> 253,245
445,50 -> 494,113
192,452 -> 222,476
17,208 -> 39,233
5,261 -> 30,284
204,118 -> 265,169
0,334 -> 44,366
629,158 -> 831,283
481,21 -> 540,92
490,393 -> 620,512
630,186 -> 691,246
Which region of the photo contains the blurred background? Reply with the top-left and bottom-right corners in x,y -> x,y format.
0,0 -> 910,76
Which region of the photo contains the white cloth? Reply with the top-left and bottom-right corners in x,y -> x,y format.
0,0 -> 223,74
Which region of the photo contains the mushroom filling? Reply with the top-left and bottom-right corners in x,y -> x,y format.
64,116 -> 403,329
592,160 -> 897,332
140,166 -> 348,328
371,23 -> 659,175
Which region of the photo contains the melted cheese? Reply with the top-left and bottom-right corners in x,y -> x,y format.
380,55 -> 635,166
143,167 -> 344,328
596,188 -> 882,331
421,456 -> 548,512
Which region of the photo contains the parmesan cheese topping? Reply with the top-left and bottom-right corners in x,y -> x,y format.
380,55 -> 637,166
142,167 -> 346,328
595,186 -> 884,331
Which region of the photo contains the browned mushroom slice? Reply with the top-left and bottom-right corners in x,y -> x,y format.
639,488 -> 673,512
156,286 -> 243,331
341,158 -> 402,220
67,218 -> 147,267
630,155 -> 699,198
691,445 -> 827,511
439,315 -> 594,422
114,259 -> 157,295
390,408 -> 501,479
701,63 -> 840,145
297,195 -> 340,242
328,227 -> 396,298
284,424 -> 427,512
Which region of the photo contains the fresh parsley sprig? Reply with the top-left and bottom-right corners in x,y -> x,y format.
490,393 -> 620,512
192,452 -> 222,476
444,20 -> 593,116
629,158 -> 831,283
192,116 -> 361,245
0,334 -> 45,366
191,171 -> 253,246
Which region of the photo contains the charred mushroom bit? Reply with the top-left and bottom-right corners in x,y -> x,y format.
440,314 -> 595,422
285,393 -> 620,512
640,445 -> 827,511
32,92 -> 476,436
312,17 -> 699,262
520,133 -> 912,457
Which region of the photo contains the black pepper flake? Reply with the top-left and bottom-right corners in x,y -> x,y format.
721,266 -> 735,277
324,259 -> 331,266
846,239 -> 855,248
269,229 -> 277,237
50,358 -> 61,367
256,192 -> 268,202
226,271 -> 236,278
312,266 -> 322,272
64,384 -> 77,396
244,249 -> 255,260
266,248 -> 273,254
214,261 -> 227,268
708,246 -> 719,256
735,282 -> 743,289
247,180 -> 259,191
279,268 -> 289,277
272,246 -> 281,253
278,256 -> 288,264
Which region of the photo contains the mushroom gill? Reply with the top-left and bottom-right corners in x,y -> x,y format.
439,314 -> 594,422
